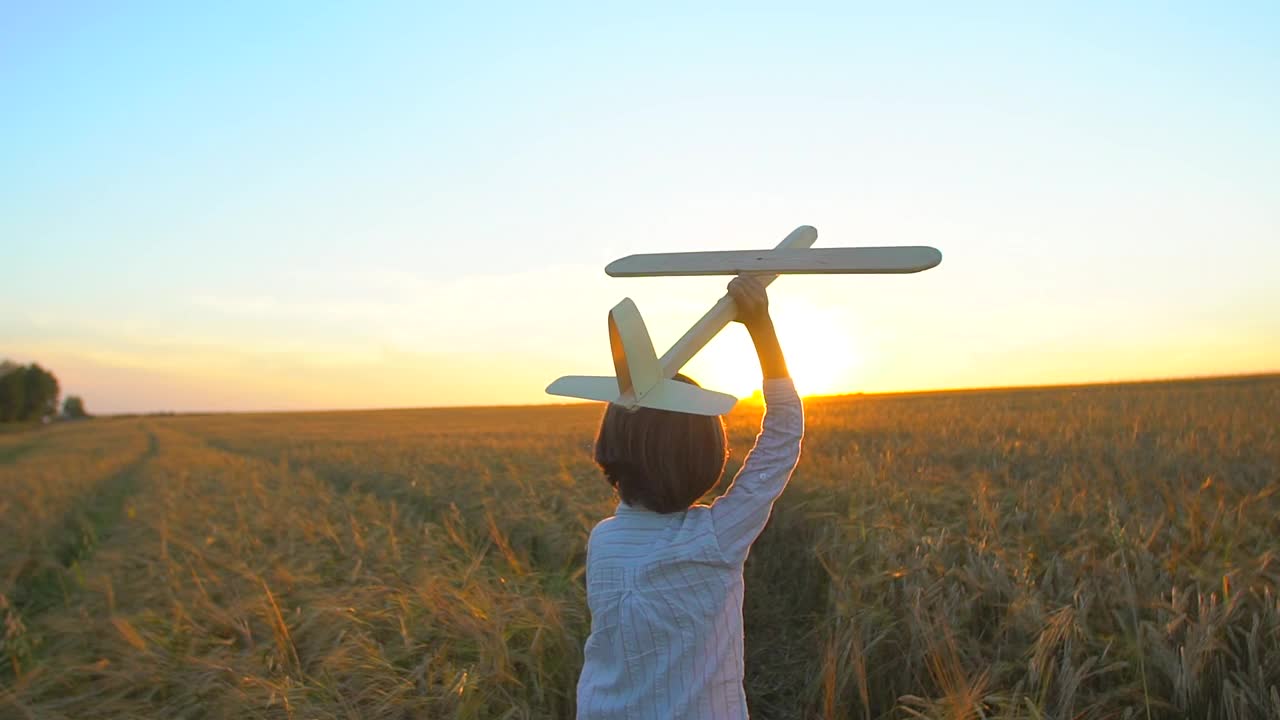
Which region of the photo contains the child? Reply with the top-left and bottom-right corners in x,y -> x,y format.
577,275 -> 805,719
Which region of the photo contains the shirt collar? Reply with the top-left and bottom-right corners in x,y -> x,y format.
615,501 -> 690,526
615,501 -> 674,521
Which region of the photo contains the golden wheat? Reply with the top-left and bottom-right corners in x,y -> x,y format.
2,375 -> 1277,719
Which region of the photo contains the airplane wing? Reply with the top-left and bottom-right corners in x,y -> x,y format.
605,246 -> 942,277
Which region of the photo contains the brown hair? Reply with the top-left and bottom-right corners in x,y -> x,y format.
594,374 -> 729,513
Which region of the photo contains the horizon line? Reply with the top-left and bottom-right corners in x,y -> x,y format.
93,369 -> 1280,418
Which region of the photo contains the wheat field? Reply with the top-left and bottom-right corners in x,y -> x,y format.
1,375 -> 1278,719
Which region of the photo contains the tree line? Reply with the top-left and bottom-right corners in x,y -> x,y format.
0,361 -> 89,422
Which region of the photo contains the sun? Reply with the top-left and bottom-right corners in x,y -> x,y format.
682,299 -> 862,400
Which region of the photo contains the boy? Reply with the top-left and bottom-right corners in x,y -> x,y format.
577,275 -> 804,719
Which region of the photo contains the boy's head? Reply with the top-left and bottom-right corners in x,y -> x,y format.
594,374 -> 729,513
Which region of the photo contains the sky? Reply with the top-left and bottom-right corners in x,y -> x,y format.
2,2 -> 1277,413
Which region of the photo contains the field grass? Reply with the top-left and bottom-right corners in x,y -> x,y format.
1,374 -> 1278,719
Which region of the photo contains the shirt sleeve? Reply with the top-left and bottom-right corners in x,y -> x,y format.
708,377 -> 804,565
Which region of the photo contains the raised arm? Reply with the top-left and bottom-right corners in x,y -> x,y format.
709,277 -> 805,565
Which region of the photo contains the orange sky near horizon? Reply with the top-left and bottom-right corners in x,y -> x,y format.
9,264 -> 1276,414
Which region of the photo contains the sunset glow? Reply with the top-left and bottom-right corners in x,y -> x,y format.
686,300 -> 862,400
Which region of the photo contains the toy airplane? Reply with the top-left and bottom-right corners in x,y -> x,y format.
545,226 -> 941,415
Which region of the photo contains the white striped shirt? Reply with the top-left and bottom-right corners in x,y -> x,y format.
577,378 -> 804,719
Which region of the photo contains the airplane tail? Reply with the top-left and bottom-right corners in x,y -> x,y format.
545,298 -> 738,416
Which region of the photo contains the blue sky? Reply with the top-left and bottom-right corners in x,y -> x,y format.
2,2 -> 1277,412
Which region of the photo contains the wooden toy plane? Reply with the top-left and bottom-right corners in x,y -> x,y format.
546,226 -> 941,415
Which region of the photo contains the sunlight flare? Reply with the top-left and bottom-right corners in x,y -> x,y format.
685,300 -> 861,400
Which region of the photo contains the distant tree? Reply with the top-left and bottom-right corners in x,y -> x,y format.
23,364 -> 59,419
0,363 -> 60,422
63,395 -> 89,419
0,365 -> 25,422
